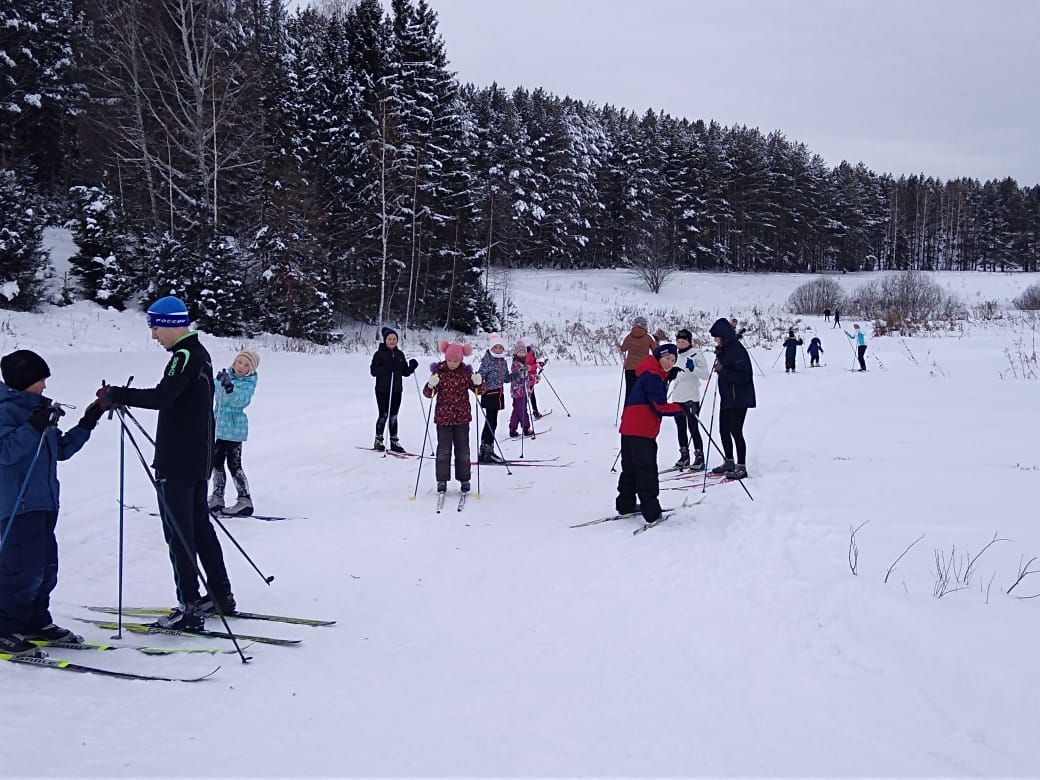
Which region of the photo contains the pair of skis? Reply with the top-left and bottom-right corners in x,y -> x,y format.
1,652 -> 220,683
122,503 -> 291,523
571,498 -> 693,534
436,491 -> 470,513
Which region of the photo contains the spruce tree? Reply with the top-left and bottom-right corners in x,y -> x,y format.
66,184 -> 136,309
0,169 -> 48,310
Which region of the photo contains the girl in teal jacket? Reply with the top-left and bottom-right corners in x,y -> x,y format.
210,350 -> 259,515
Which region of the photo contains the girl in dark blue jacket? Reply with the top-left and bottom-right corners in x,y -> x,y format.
708,319 -> 756,480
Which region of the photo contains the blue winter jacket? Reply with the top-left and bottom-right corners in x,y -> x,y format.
214,369 -> 257,442
709,318 -> 757,410
0,384 -> 90,517
846,330 -> 867,347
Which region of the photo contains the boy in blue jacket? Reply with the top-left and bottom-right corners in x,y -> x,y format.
210,349 -> 259,516
0,350 -> 103,656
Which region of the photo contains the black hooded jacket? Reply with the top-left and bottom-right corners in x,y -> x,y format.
709,318 -> 757,409
370,344 -> 417,397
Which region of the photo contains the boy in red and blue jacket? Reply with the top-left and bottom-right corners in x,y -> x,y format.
616,343 -> 687,524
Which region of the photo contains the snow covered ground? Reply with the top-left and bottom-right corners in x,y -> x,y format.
2,268 -> 1040,777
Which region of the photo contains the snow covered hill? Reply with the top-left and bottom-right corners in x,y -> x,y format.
2,270 -> 1039,777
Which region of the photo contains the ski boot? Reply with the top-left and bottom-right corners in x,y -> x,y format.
690,450 -> 705,471
436,481 -> 447,493
207,493 -> 224,512
198,592 -> 237,615
478,444 -> 495,464
508,429 -> 519,439
460,481 -> 471,493
18,623 -> 84,644
0,633 -> 46,658
389,438 -> 406,454
711,458 -> 735,476
224,497 -> 253,516
725,463 -> 748,480
674,448 -> 690,470
373,435 -> 385,452
156,602 -> 206,632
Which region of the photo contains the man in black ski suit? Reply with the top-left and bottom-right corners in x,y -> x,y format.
96,296 -> 234,631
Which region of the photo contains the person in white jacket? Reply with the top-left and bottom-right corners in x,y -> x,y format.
668,328 -> 712,470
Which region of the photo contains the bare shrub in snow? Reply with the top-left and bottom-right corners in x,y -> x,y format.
1013,283 -> 1040,311
1007,556 -> 1040,598
848,521 -> 868,575
884,533 -> 925,584
846,271 -> 963,331
786,277 -> 845,315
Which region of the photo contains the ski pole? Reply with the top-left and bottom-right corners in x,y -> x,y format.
0,429 -> 48,559
114,409 -> 250,663
473,394 -> 481,498
382,369 -> 394,459
695,390 -> 754,501
771,348 -> 783,369
413,373 -> 428,445
747,348 -> 767,378
610,447 -> 621,473
410,388 -> 436,499
473,395 -> 512,475
539,368 -> 572,417
208,510 -> 274,584
614,369 -> 624,426
114,375 -> 133,639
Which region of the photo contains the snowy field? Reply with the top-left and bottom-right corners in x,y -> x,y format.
2,264 -> 1040,777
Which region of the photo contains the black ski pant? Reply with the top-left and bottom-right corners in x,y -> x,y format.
0,511 -> 58,635
375,388 -> 403,438
435,425 -> 471,483
857,345 -> 867,370
719,407 -> 749,465
529,387 -> 541,416
480,391 -> 503,447
624,369 -> 637,401
785,354 -> 797,370
674,401 -> 703,452
158,478 -> 233,608
616,435 -> 661,522
212,439 -> 250,500
810,353 -> 820,366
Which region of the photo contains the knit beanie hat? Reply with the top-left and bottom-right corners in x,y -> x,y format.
514,338 -> 527,354
676,328 -> 692,342
632,316 -> 648,329
381,326 -> 398,343
147,296 -> 190,328
235,349 -> 260,374
488,333 -> 505,351
1,349 -> 50,391
654,343 -> 678,360
439,339 -> 472,363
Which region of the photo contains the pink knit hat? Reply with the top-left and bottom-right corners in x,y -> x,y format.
439,339 -> 472,363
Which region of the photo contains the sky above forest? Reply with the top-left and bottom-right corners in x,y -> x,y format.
294,0 -> 1040,185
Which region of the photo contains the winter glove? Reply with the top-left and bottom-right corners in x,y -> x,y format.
685,357 -> 696,372
78,400 -> 105,431
472,372 -> 483,386
216,369 -> 234,394
426,374 -> 440,389
95,385 -> 124,411
28,402 -> 61,433
408,358 -> 418,371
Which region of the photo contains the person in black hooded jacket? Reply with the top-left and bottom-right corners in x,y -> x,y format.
370,327 -> 418,453
707,318 -> 756,480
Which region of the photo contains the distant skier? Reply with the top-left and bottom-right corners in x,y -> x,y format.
423,341 -> 481,494
807,337 -> 824,367
669,329 -> 710,471
209,349 -> 260,516
508,339 -> 534,438
824,308 -> 832,323
619,317 -> 659,400
525,343 -> 545,420
832,309 -> 841,329
369,327 -> 418,453
846,324 -> 868,371
709,318 -> 756,480
477,333 -> 509,464
616,344 -> 686,525
782,330 -> 803,373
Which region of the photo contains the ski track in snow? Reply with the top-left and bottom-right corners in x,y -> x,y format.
1,270 -> 1039,776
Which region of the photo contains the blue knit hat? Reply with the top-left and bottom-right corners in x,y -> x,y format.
654,343 -> 678,360
147,296 -> 190,328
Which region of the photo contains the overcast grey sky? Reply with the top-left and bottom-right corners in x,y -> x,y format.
298,0 -> 1040,184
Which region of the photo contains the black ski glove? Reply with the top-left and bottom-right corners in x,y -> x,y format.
216,369 -> 234,394
78,400 -> 105,431
408,358 -> 418,371
28,402 -> 61,433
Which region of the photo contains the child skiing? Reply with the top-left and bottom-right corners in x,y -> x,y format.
0,350 -> 104,656
369,327 -> 419,453
508,339 -> 534,438
423,341 -> 481,494
209,349 -> 259,516
525,343 -> 545,420
846,324 -> 868,371
808,337 -> 824,367
669,328 -> 710,471
709,318 -> 756,480
782,330 -> 803,373
619,317 -> 659,400
617,344 -> 686,525
477,334 -> 509,464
